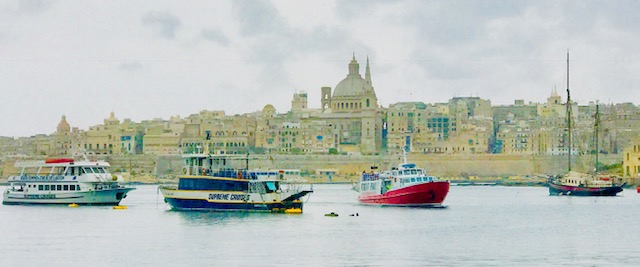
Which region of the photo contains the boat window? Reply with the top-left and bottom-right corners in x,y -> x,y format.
63,185 -> 69,191
265,182 -> 277,192
38,185 -> 43,190
416,177 -> 422,182
76,185 -> 81,191
411,178 -> 416,183
410,170 -> 417,175
92,167 -> 101,173
57,185 -> 62,191
44,185 -> 50,190
83,167 -> 93,174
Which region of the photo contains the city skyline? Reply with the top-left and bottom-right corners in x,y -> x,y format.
2,1 -> 639,137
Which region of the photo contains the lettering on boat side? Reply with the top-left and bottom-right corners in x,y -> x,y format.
19,175 -> 65,181
208,193 -> 249,201
24,194 -> 56,199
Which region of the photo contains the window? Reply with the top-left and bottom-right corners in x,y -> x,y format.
38,185 -> 43,190
57,185 -> 62,191
64,185 -> 69,191
44,185 -> 50,190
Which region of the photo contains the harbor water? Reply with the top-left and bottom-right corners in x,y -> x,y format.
1,184 -> 640,266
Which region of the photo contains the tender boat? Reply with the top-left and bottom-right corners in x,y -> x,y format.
159,150 -> 313,212
357,155 -> 449,207
3,158 -> 135,205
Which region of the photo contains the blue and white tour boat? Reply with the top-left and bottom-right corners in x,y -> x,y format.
159,150 -> 313,213
3,158 -> 135,205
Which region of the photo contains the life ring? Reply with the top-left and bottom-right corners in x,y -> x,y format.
112,175 -> 117,181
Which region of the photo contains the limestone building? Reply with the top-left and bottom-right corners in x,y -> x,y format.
54,115 -> 72,156
623,138 -> 640,177
80,112 -> 122,155
314,55 -> 382,154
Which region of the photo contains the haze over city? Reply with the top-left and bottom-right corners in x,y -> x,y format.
1,0 -> 639,137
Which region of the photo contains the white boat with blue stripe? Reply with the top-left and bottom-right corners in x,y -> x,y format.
159,151 -> 313,213
3,158 -> 135,205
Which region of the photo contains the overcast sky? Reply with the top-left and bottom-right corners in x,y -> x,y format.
1,0 -> 639,137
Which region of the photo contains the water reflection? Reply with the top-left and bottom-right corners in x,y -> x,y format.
171,210 -> 280,226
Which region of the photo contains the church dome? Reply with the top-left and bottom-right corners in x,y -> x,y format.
332,55 -> 375,98
57,115 -> 70,133
262,104 -> 276,115
334,76 -> 369,97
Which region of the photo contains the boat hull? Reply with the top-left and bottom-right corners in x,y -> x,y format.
2,187 -> 135,205
358,181 -> 449,207
164,197 -> 304,212
548,182 -> 623,196
160,188 -> 308,212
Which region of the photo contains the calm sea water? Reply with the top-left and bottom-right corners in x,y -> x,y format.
1,184 -> 640,266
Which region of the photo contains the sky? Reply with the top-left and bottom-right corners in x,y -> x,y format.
1,0 -> 639,137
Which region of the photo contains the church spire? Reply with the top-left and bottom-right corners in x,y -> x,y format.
551,86 -> 558,97
365,56 -> 372,86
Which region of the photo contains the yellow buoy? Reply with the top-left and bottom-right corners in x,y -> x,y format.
68,203 -> 79,208
113,205 -> 128,210
284,208 -> 302,214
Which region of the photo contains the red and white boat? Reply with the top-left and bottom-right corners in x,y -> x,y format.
357,159 -> 449,207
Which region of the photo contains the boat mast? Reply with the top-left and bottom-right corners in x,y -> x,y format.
594,103 -> 600,173
566,51 -> 572,172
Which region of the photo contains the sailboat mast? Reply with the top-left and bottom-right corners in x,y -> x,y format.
566,52 -> 572,172
595,103 -> 599,172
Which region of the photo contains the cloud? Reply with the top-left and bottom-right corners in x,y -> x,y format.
141,11 -> 182,39
1,0 -> 54,15
201,28 -> 230,45
231,0 -> 372,93
233,0 -> 287,37
118,62 -> 143,72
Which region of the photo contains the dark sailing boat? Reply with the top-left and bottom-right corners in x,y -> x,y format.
547,52 -> 624,196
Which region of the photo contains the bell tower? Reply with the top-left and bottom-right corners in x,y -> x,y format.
321,87 -> 332,111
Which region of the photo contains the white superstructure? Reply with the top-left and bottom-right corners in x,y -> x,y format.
3,158 -> 135,205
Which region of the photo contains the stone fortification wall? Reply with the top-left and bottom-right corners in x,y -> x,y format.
139,153 -> 622,178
